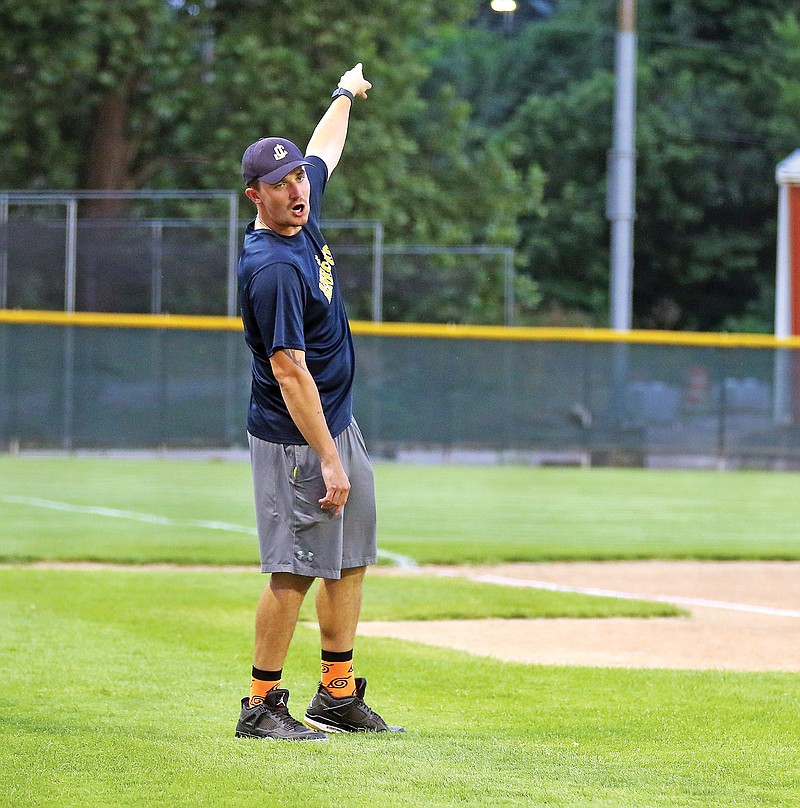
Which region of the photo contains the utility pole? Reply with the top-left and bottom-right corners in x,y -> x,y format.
608,0 -> 637,331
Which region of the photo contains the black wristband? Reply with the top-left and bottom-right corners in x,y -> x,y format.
331,87 -> 355,103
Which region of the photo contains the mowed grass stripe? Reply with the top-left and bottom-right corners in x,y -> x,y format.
0,493 -> 416,568
1,457 -> 800,563
375,464 -> 800,562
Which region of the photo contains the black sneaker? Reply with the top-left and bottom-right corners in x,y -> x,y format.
304,677 -> 405,734
235,689 -> 328,741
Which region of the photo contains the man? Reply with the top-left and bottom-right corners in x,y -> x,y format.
234,63 -> 403,741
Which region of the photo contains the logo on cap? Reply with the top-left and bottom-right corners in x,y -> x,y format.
273,144 -> 288,160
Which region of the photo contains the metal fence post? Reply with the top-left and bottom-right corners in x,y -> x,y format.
150,220 -> 163,314
224,332 -> 239,445
503,248 -> 514,326
715,348 -> 728,469
62,326 -> 75,451
65,198 -> 78,312
62,197 -> 79,449
372,221 -> 383,323
0,317 -> 9,447
227,193 -> 239,317
0,194 -> 8,310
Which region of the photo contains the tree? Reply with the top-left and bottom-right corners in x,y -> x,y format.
428,0 -> 618,324
0,1 -> 206,199
631,0 -> 800,330
0,0 -> 530,252
456,0 -> 800,330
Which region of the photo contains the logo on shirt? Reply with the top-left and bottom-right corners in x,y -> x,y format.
273,143 -> 288,160
315,245 -> 335,303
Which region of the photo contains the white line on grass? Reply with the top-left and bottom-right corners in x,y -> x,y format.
12,496 -> 788,608
3,495 -> 258,533
1,495 -> 418,569
433,570 -> 800,619
377,549 -> 418,569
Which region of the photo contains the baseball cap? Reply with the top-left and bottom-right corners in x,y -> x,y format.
242,137 -> 312,185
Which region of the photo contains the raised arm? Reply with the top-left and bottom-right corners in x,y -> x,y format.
305,63 -> 372,176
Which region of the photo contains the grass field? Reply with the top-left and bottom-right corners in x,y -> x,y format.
2,456 -> 800,564
2,568 -> 799,807
2,456 -> 800,806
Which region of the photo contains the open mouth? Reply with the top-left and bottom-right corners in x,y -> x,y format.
291,203 -> 306,216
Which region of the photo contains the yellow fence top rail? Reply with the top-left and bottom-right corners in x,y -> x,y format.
2,309 -> 799,349
0,309 -> 239,331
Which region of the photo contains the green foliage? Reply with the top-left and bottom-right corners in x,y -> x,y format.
0,0 -> 206,189
0,0 -> 530,252
627,1 -> 800,330
428,0 -> 800,329
4,0 -> 800,327
429,0 -> 616,129
505,71 -> 616,313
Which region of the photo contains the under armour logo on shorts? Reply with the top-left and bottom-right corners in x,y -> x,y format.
294,549 -> 314,563
273,144 -> 288,160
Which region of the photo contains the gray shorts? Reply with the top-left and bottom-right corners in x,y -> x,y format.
248,420 -> 378,579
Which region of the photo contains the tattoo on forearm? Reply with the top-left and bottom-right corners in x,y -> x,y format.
284,349 -> 305,368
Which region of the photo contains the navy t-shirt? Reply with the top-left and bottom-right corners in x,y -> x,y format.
237,155 -> 355,444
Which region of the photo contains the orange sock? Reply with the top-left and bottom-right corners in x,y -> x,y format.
249,666 -> 282,707
321,650 -> 356,698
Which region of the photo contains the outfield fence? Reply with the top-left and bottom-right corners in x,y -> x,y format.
2,311 -> 800,469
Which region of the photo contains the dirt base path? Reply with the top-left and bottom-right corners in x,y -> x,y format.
359,561 -> 800,672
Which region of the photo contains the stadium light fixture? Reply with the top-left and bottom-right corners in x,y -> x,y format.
490,0 -> 517,11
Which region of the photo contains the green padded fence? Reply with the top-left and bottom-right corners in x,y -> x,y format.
1,313 -> 800,467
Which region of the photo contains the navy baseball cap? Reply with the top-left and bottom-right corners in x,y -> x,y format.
242,137 -> 312,185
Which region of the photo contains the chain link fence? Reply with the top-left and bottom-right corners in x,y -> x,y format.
2,318 -> 799,468
0,192 -> 516,325
3,192 -> 799,467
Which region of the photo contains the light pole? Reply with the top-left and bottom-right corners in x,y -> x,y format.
490,0 -> 517,34
608,0 -> 637,331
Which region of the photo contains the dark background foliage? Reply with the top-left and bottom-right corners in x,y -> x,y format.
2,0 -> 799,329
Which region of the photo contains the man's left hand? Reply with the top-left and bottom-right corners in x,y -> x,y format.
338,63 -> 372,99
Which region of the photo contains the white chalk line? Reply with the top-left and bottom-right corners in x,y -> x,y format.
4,495 -> 793,615
1,495 -> 418,570
432,570 -> 800,619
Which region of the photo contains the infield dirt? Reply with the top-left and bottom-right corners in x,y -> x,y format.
360,561 -> 800,672
20,559 -> 800,671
